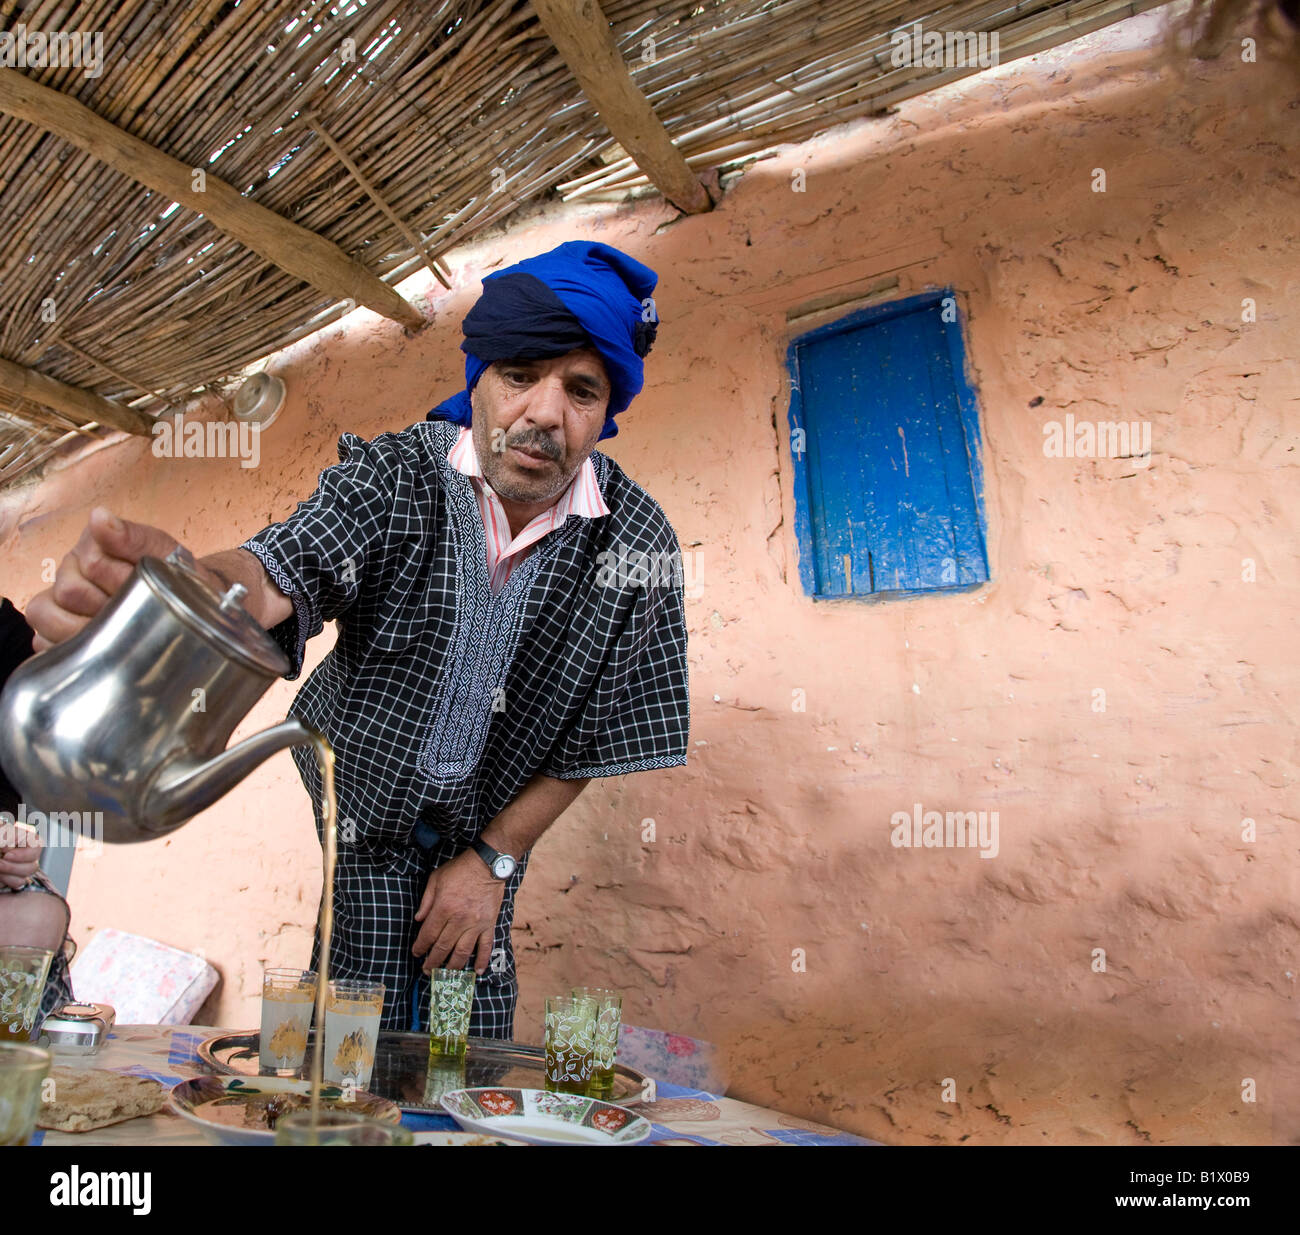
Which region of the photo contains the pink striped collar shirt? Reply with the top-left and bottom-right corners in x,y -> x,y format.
447,426 -> 611,594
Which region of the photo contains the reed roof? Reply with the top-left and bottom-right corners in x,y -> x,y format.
0,0 -> 1163,486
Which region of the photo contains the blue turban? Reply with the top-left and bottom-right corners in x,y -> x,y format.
426,240 -> 659,441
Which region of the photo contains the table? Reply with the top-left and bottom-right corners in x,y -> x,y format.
32,1025 -> 876,1146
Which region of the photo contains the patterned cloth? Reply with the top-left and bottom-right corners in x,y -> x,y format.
30,1025 -> 881,1147
240,419 -> 690,1036
448,425 -> 609,593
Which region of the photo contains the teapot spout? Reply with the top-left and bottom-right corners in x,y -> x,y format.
144,719 -> 320,832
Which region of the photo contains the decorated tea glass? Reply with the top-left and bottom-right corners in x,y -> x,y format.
428,967 -> 476,1061
544,994 -> 598,1095
323,979 -> 385,1090
572,987 -> 622,1099
259,967 -> 317,1075
0,946 -> 54,1042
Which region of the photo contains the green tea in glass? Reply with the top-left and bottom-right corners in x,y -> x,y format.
0,946 -> 54,1042
572,987 -> 622,1099
428,967 -> 476,1061
544,994 -> 597,1095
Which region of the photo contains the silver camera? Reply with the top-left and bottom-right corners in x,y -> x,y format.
37,1002 -> 116,1054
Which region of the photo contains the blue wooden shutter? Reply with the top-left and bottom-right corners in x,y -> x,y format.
787,290 -> 989,599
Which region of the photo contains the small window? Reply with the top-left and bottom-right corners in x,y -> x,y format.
786,290 -> 989,599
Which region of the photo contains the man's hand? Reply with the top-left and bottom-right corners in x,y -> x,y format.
0,822 -> 42,890
412,850 -> 505,975
26,508 -> 182,651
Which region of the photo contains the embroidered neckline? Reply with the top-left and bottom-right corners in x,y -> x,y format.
416,422 -> 609,785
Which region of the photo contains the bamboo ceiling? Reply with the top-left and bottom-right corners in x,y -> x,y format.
0,0 -> 1168,488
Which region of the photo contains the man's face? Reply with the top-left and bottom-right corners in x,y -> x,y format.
470,348 -> 611,505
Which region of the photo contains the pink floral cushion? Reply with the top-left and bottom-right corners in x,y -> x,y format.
617,1024 -> 727,1094
70,928 -> 218,1025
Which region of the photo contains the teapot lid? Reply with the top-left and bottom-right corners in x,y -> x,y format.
137,548 -> 290,678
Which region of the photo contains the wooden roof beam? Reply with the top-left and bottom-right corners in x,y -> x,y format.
0,355 -> 156,437
0,71 -> 426,331
530,0 -> 713,215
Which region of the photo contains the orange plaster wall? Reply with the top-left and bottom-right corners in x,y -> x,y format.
2,11 -> 1296,1143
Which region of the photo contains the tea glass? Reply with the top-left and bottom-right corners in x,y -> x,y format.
428,967 -> 476,1062
323,979 -> 385,1090
0,1041 -> 51,1145
572,987 -> 623,1099
544,994 -> 598,1095
259,967 -> 317,1075
0,946 -> 54,1042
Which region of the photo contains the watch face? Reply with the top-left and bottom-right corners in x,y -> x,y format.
493,855 -> 515,879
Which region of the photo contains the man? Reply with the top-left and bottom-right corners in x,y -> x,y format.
26,240 -> 690,1037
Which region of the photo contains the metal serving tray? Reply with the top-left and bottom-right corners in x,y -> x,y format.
197,1031 -> 648,1115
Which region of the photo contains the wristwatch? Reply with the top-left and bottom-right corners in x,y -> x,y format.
472,838 -> 518,881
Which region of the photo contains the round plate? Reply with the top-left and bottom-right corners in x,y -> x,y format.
168,1076 -> 401,1146
440,1087 -> 651,1146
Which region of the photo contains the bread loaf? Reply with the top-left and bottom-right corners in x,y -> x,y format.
36,1068 -> 165,1133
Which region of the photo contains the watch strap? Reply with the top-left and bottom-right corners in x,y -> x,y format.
472,837 -> 515,878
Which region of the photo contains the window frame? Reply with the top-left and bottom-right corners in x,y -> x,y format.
784,287 -> 990,601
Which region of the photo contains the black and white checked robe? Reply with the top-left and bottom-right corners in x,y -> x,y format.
240,419 -> 690,1038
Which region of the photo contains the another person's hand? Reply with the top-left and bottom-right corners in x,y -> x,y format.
0,822 -> 42,890
26,508 -> 182,651
411,852 -> 505,975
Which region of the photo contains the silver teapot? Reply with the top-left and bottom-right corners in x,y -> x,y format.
0,545 -> 315,843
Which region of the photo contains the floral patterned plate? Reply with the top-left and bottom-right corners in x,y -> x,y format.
168,1076 -> 402,1146
440,1087 -> 650,1145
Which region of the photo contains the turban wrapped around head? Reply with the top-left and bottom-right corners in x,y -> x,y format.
426,240 -> 659,441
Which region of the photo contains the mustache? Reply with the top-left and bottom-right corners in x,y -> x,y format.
506,431 -> 562,462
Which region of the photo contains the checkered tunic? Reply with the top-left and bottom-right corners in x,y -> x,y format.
240,420 -> 689,1037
